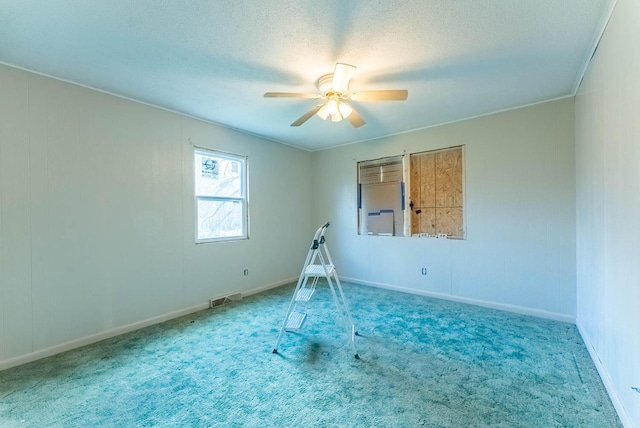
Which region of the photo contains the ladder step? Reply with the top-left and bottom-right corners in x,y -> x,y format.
285,311 -> 306,331
304,264 -> 334,277
295,287 -> 315,301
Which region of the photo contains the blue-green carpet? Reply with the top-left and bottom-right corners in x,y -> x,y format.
0,282 -> 621,427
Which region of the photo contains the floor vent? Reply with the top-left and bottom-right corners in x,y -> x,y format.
209,293 -> 243,309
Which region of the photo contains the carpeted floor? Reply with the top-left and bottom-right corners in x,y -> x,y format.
0,282 -> 621,427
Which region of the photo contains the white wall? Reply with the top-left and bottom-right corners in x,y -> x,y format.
312,98 -> 576,320
575,0 -> 640,425
0,64 -> 313,368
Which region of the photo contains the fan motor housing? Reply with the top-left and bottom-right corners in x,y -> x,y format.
317,73 -> 344,95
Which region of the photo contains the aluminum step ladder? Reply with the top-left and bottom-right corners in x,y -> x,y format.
272,222 -> 359,359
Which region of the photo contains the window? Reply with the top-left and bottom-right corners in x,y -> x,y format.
357,156 -> 407,236
356,146 -> 464,239
409,146 -> 464,238
195,149 -> 248,242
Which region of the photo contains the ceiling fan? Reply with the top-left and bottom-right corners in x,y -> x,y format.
264,63 -> 408,128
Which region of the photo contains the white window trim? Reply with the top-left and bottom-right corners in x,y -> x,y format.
194,148 -> 249,244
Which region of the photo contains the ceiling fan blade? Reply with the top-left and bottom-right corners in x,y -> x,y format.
350,90 -> 408,101
291,105 -> 324,127
332,63 -> 356,93
264,92 -> 321,99
346,108 -> 366,128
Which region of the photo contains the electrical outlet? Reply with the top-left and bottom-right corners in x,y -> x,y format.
421,267 -> 427,275
243,269 -> 249,276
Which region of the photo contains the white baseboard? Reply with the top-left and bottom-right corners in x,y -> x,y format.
0,277 -> 296,372
341,277 -> 575,323
576,320 -> 633,428
0,302 -> 207,372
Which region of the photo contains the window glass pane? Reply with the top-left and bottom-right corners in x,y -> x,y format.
197,199 -> 244,240
195,152 -> 243,198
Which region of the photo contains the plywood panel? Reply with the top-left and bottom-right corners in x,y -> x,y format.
410,154 -> 421,207
436,207 -> 463,237
411,209 -> 419,235
411,207 -> 437,235
435,148 -> 463,208
420,208 -> 437,235
410,147 -> 463,236
420,153 -> 436,207
410,152 -> 437,210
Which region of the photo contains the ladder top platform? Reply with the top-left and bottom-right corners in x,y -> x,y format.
304,264 -> 334,277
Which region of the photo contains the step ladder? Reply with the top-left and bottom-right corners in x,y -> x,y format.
272,222 -> 359,359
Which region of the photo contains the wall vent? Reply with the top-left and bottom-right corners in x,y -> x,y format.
209,293 -> 243,309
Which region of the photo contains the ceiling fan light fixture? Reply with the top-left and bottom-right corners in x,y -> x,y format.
325,98 -> 339,115
265,62 -> 407,128
338,101 -> 353,118
316,105 -> 329,120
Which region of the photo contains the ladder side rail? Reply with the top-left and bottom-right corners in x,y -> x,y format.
322,243 -> 354,317
320,235 -> 336,270
322,264 -> 349,331
273,244 -> 318,352
318,247 -> 352,334
316,249 -> 347,326
322,263 -> 358,357
316,248 -> 331,277
331,269 -> 357,335
309,250 -> 320,267
321,242 -> 359,349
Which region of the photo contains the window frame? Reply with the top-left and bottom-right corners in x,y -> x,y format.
356,155 -> 407,237
194,147 -> 249,244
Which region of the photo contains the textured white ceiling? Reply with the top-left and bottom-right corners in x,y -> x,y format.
0,1 -> 614,151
